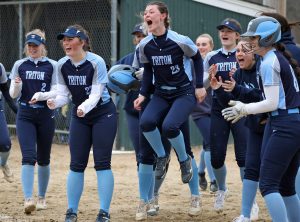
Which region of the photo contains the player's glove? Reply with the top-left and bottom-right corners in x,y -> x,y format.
133,67 -> 144,80
221,100 -> 248,123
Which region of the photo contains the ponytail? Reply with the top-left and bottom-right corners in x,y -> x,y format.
275,42 -> 300,81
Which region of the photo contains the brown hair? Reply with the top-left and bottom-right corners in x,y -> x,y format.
67,24 -> 92,52
146,1 -> 170,29
275,42 -> 300,79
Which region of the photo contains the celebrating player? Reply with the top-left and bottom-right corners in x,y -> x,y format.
47,24 -> 117,222
9,29 -> 57,214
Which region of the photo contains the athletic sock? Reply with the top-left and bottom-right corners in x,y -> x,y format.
148,170 -> 155,200
264,193 -> 288,222
296,168 -> 300,199
143,128 -> 166,157
138,163 -> 153,202
283,194 -> 300,222
168,131 -> 187,162
204,151 -> 215,181
213,165 -> 227,191
21,165 -> 35,199
198,149 -> 205,174
241,179 -> 258,218
38,165 -> 50,198
96,169 -> 114,213
188,158 -> 200,195
67,170 -> 84,213
0,151 -> 10,166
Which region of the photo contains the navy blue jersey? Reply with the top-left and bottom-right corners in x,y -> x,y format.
10,57 -> 57,106
138,29 -> 203,96
260,49 -> 300,109
57,51 -> 110,107
204,48 -> 238,82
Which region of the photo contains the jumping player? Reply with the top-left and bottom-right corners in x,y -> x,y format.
192,33 -> 218,193
204,18 -> 247,212
222,16 -> 300,222
9,29 -> 57,214
0,63 -> 17,183
134,0 -> 206,216
47,24 -> 117,222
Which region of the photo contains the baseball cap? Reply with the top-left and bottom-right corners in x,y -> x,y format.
131,23 -> 145,35
57,27 -> 88,40
25,34 -> 45,45
217,19 -> 242,34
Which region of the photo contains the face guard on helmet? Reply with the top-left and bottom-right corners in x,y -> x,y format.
241,16 -> 281,53
107,64 -> 141,94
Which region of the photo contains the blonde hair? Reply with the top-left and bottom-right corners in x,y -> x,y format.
23,29 -> 47,57
196,33 -> 214,49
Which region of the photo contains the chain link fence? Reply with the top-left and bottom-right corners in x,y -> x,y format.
1,0 -> 112,145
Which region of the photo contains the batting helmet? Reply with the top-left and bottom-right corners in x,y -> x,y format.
107,64 -> 141,94
241,16 -> 281,47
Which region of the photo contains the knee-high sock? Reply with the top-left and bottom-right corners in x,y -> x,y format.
148,171 -> 155,200
21,165 -> 35,199
0,151 -> 10,166
67,170 -> 84,213
240,167 -> 245,181
283,195 -> 300,222
241,179 -> 258,218
38,165 -> 50,198
138,164 -> 154,202
264,193 -> 288,222
296,167 -> 300,199
213,165 -> 227,191
198,149 -> 205,174
143,128 -> 166,157
168,131 -> 187,162
204,151 -> 215,182
188,158 -> 200,196
96,169 -> 114,213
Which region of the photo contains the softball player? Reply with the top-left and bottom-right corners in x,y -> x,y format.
0,63 -> 17,183
222,16 -> 300,222
192,33 -> 218,193
204,18 -> 247,212
9,29 -> 57,214
261,12 -> 300,200
134,0 -> 206,216
47,24 -> 117,222
213,39 -> 263,222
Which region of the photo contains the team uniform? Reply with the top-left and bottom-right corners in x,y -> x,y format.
280,28 -> 300,200
218,59 -> 263,221
55,51 -> 117,220
204,48 -> 247,196
258,50 -> 300,221
0,63 -> 17,183
137,29 -> 203,215
9,55 -> 57,212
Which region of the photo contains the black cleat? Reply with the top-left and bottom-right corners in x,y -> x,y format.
180,155 -> 193,183
155,155 -> 170,179
65,208 -> 77,222
96,209 -> 110,222
199,172 -> 208,191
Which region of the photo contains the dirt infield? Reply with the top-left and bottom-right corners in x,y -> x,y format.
0,139 -> 271,222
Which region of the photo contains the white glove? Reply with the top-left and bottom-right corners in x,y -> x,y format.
221,100 -> 248,123
133,67 -> 144,80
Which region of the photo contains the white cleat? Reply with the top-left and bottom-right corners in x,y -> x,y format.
188,195 -> 201,216
250,201 -> 259,221
214,189 -> 229,212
